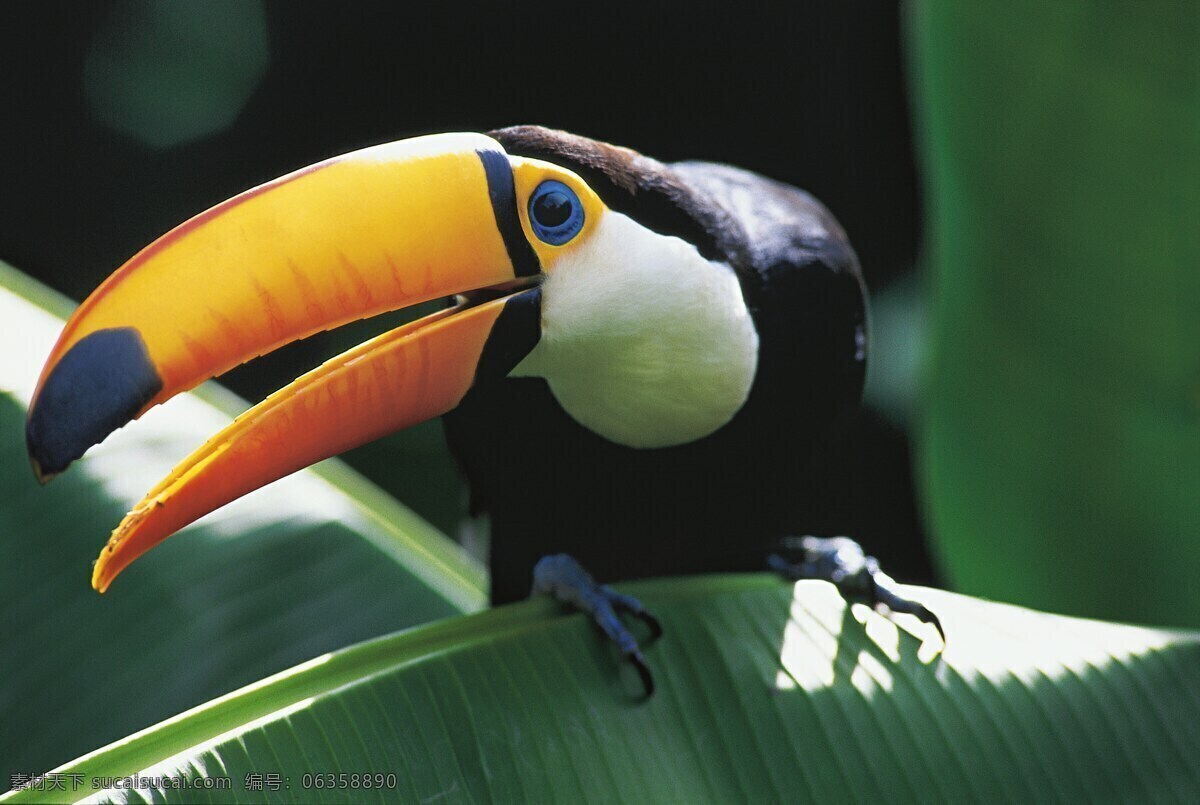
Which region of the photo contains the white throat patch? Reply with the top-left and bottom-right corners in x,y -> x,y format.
512,211 -> 759,448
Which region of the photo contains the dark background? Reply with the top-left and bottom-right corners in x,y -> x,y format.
0,1 -> 935,584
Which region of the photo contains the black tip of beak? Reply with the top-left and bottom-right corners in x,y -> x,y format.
26,328 -> 163,479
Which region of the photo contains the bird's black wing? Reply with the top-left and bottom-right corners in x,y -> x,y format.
671,158 -> 868,427
669,159 -> 864,300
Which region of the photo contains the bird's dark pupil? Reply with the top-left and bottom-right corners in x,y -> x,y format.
534,191 -> 572,228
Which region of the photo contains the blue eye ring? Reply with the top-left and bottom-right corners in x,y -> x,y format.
528,180 -> 585,246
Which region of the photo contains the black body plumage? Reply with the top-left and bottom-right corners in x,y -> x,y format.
444,128 -> 867,604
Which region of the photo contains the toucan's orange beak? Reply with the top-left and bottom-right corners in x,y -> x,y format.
26,133 -> 547,592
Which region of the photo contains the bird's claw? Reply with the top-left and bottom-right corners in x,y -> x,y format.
602,587 -> 664,641
533,554 -> 661,697
871,581 -> 945,644
770,536 -> 944,644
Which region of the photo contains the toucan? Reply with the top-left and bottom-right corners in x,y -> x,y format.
26,126 -> 937,693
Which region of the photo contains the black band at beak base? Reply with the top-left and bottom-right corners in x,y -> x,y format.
473,287 -> 542,384
477,149 -> 542,279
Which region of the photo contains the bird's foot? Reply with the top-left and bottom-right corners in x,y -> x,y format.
769,536 -> 944,643
532,554 -> 663,697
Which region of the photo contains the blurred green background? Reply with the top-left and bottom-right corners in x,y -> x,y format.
915,0 -> 1200,626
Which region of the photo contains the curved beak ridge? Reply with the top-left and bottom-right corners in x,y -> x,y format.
25,132 -> 545,590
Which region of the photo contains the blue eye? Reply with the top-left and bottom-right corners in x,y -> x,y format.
529,180 -> 584,246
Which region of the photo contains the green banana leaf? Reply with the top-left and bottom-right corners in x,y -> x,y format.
4,577 -> 1198,803
915,2 -> 1200,625
0,262 -> 486,785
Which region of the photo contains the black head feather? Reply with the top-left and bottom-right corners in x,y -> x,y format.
489,125 -> 750,267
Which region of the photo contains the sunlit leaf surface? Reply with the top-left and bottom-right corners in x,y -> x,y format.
5,578 -> 1197,803
0,263 -> 486,784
